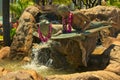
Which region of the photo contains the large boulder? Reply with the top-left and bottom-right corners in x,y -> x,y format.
80,6 -> 120,26
50,32 -> 98,68
46,71 -> 120,80
10,5 -> 41,60
45,39 -> 120,80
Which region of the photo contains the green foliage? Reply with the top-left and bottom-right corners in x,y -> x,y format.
52,0 -> 72,5
10,28 -> 16,39
10,0 -> 34,19
106,0 -> 120,8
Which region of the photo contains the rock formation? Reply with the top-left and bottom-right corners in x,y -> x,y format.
9,5 -> 120,70
0,70 -> 43,80
80,6 -> 120,26
10,5 -> 41,60
45,34 -> 120,80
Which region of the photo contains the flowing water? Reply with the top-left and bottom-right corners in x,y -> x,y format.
0,42 -> 106,77
0,42 -> 76,77
0,58 -> 75,77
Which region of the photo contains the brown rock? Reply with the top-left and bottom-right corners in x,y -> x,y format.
102,37 -> 118,48
0,67 -> 11,77
20,56 -> 31,65
46,71 -> 120,80
0,70 -> 43,80
104,44 -> 120,75
10,5 -> 41,60
45,38 -> 120,80
51,32 -> 98,68
21,70 -> 43,80
80,6 -> 120,30
0,47 -> 10,59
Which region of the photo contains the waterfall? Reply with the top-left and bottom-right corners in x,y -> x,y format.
22,41 -> 53,70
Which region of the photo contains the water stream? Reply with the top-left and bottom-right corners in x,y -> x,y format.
0,42 -> 76,76
0,42 -> 106,76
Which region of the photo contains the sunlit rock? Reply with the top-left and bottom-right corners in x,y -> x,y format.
0,47 -> 10,59
10,5 -> 41,60
0,67 -> 11,77
0,70 -> 43,80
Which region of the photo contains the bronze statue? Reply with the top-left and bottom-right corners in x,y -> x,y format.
57,4 -> 91,32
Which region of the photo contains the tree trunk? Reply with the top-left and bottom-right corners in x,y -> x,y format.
2,0 -> 11,46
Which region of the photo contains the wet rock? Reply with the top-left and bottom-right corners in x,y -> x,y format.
32,41 -> 69,69
21,56 -> 31,63
21,70 -> 43,80
0,47 -> 10,59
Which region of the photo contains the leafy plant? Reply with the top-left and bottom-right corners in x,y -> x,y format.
10,0 -> 34,19
106,0 -> 120,8
52,0 -> 72,5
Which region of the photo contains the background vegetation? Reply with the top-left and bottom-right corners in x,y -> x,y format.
106,0 -> 120,8
10,0 -> 34,19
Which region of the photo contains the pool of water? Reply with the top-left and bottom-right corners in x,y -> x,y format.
0,59 -> 75,77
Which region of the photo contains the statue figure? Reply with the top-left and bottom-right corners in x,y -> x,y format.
57,4 -> 91,32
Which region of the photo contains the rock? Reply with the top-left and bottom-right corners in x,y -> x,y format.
21,56 -> 31,63
21,70 -> 43,80
99,27 -> 117,45
104,44 -> 120,75
0,47 -> 10,59
80,6 -> 120,31
0,67 -> 10,77
116,33 -> 120,40
46,71 -> 120,80
0,70 -> 43,80
10,5 -> 41,60
102,37 -> 119,48
50,32 -> 98,68
45,43 -> 120,80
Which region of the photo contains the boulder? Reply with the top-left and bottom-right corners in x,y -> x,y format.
0,67 -> 11,77
45,36 -> 120,80
0,47 -> 10,59
104,45 -> 120,75
46,71 -> 120,80
80,6 -> 120,28
0,70 -> 43,80
10,5 -> 41,60
50,32 -> 98,68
